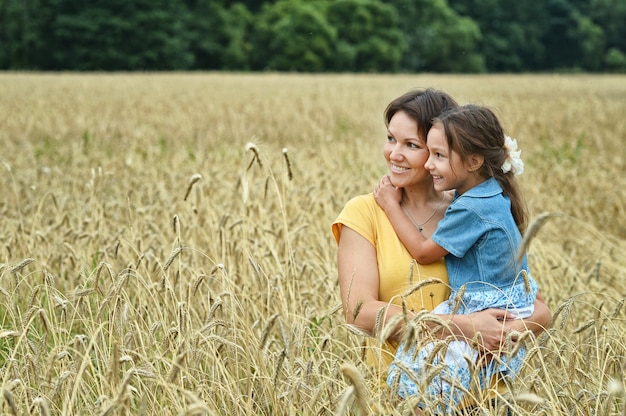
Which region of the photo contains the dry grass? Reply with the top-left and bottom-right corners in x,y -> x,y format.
0,72 -> 624,415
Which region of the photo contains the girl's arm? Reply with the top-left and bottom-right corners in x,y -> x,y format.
374,178 -> 447,264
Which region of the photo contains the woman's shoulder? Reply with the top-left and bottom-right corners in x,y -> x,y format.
344,192 -> 376,208
332,193 -> 380,243
335,193 -> 380,223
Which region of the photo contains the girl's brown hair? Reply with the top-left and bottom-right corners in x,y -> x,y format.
434,104 -> 528,232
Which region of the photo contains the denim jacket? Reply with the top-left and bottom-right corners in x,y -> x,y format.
432,177 -> 538,313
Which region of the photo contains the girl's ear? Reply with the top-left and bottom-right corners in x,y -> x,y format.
467,154 -> 484,172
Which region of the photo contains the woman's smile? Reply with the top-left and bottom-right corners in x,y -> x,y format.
390,163 -> 410,173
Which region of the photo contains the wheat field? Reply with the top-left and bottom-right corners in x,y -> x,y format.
0,73 -> 624,415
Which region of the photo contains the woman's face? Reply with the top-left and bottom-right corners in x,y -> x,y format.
383,111 -> 432,188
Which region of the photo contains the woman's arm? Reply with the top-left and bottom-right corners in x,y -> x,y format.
337,225 -> 552,347
505,292 -> 552,336
337,226 -> 406,339
426,309 -> 516,352
431,293 -> 552,353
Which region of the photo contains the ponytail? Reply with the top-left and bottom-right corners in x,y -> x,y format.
497,172 -> 528,233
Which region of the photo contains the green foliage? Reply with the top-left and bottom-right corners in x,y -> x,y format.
252,1 -> 336,71
221,4 -> 254,70
423,0 -> 485,72
542,0 -> 587,70
576,14 -> 605,71
0,0 -> 51,69
450,0 -> 548,72
605,48 -> 626,72
1,0 -> 626,72
588,0 -> 626,58
325,0 -> 405,72
187,1 -> 253,70
386,0 -> 485,72
46,0 -> 193,70
384,0 -> 436,71
0,0 -> 21,68
537,0 -> 605,72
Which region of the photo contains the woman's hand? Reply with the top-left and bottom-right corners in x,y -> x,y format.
458,298 -> 552,354
374,175 -> 402,212
452,309 -> 517,353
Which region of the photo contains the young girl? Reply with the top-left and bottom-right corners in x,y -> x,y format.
375,104 -> 539,414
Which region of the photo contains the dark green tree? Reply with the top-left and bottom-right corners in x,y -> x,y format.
383,0 -> 485,72
3,0 -> 625,73
251,0 -> 336,71
187,1 -> 253,70
575,12 -> 604,71
325,0 -> 405,72
604,48 -> 626,72
0,0 -> 22,68
541,0 -> 586,70
0,0 -> 53,69
233,0 -> 271,13
588,0 -> 626,70
450,0 -> 547,72
45,0 -> 193,70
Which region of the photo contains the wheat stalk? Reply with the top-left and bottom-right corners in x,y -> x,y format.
282,148 -> 294,181
340,363 -> 370,415
516,211 -> 567,262
183,173 -> 203,201
10,258 -> 35,273
163,247 -> 183,271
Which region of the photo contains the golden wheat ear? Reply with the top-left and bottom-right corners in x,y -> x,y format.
183,173 -> 202,201
340,363 -> 370,415
516,212 -> 566,262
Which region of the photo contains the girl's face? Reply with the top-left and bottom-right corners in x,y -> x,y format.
383,111 -> 432,188
425,123 -> 475,194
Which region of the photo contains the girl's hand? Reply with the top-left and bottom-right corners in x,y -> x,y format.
374,175 -> 402,212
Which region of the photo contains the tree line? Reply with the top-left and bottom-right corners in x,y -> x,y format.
1,0 -> 625,73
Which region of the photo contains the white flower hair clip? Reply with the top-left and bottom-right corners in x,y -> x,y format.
502,135 -> 524,175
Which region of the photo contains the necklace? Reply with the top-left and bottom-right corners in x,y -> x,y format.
401,193 -> 446,233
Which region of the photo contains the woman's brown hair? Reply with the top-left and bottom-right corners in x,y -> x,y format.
384,88 -> 459,141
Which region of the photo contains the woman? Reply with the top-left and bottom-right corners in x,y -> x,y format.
332,89 -> 551,412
